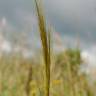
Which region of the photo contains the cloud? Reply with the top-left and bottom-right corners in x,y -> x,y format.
0,40 -> 11,53
81,46 -> 96,81
0,33 -> 11,53
0,0 -> 96,49
0,16 -> 39,58
43,0 -> 96,42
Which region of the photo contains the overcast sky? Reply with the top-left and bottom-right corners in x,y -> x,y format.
0,0 -> 96,50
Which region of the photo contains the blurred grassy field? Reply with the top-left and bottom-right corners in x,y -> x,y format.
0,51 -> 95,96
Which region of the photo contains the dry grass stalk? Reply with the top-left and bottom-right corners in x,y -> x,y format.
34,0 -> 51,96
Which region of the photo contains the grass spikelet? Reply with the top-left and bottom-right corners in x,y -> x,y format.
34,0 -> 51,96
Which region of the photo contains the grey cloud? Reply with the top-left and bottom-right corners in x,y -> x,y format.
44,0 -> 96,35
0,0 -> 96,49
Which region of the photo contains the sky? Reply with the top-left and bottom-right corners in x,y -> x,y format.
0,0 -> 96,48
0,0 -> 96,52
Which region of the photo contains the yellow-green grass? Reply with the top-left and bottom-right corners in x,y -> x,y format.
0,52 -> 95,96
34,0 -> 51,96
